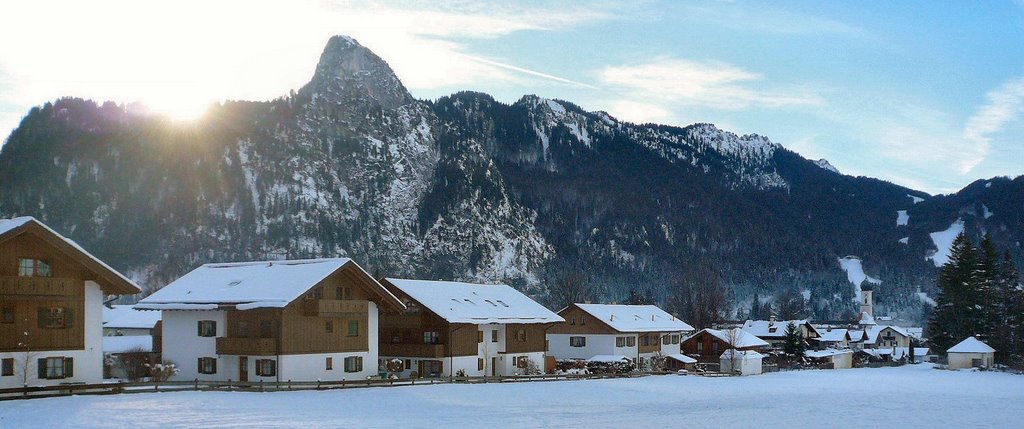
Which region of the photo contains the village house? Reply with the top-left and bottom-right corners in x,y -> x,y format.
546,303 -> 694,370
135,258 -> 405,382
862,325 -> 912,350
946,337 -> 995,370
680,328 -> 769,363
741,319 -> 820,348
812,328 -> 852,350
103,304 -> 161,337
378,279 -> 563,377
0,217 -> 140,388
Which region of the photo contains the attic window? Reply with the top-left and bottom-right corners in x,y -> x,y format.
463,299 -> 476,305
228,280 -> 242,286
484,300 -> 497,307
496,300 -> 509,307
451,299 -> 460,304
768,327 -> 777,333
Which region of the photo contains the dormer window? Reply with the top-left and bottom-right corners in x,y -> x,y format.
18,259 -> 52,277
496,300 -> 509,307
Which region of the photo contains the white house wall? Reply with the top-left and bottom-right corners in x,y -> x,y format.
161,309 -> 226,381
0,281 -> 105,388
948,352 -> 994,370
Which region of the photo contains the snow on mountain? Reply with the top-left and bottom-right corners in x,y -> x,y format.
896,210 -> 909,226
838,256 -> 881,302
928,218 -> 965,267
814,158 -> 840,174
908,194 -> 925,204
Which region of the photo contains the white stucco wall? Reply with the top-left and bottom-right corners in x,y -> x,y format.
948,352 -> 994,369
161,309 -> 226,381
0,281 -> 104,388
721,354 -> 763,375
546,334 -> 624,360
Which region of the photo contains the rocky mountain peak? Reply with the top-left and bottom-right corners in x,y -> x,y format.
302,35 -> 413,110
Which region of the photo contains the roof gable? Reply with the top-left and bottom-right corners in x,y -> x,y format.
684,328 -> 769,348
382,278 -> 562,324
574,304 -> 694,333
948,337 -> 995,353
0,217 -> 139,295
138,259 -> 404,311
742,319 -> 816,338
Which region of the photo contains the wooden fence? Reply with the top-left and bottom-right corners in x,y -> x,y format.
0,372 -> 645,401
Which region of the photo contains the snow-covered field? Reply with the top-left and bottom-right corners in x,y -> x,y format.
1,364 -> 1021,428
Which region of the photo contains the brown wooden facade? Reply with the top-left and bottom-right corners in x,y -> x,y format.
548,305 -> 618,335
0,220 -> 139,353
680,330 -> 764,363
213,263 -> 401,356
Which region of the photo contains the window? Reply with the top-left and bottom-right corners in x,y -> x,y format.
515,356 -> 529,368
570,316 -> 576,325
197,320 -> 216,337
697,342 -> 704,352
347,320 -> 359,337
672,335 -> 680,344
260,320 -> 273,338
496,300 -> 509,307
38,307 -> 71,329
404,359 -> 411,370
239,321 -> 250,337
1,306 -> 13,324
424,331 -> 439,344
712,342 -> 719,353
616,337 -> 625,347
344,356 -> 363,373
338,287 -> 353,300
326,357 -> 333,370
391,330 -> 403,343
256,359 -> 276,376
2,358 -> 13,376
198,357 -> 217,374
325,320 -> 334,334
663,335 -> 670,345
477,331 -> 484,343
580,316 -> 585,325
478,358 -> 484,371
19,259 -> 52,277
38,357 -> 72,379
515,329 -> 527,342
491,330 -> 498,343
569,336 -> 586,347
625,337 -> 636,347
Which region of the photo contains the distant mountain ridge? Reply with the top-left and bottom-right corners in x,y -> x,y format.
1,35 -> 1021,323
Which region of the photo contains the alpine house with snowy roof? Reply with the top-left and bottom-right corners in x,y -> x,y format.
378,279 -> 563,378
136,258 -> 405,382
0,217 -> 140,388
546,303 -> 695,369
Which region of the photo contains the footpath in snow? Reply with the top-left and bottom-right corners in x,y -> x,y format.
1,364 -> 1021,428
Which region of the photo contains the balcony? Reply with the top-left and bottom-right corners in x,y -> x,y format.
0,276 -> 81,298
379,343 -> 446,358
216,337 -> 278,355
302,299 -> 369,317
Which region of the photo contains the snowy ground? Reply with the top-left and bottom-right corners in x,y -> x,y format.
1,364 -> 1021,428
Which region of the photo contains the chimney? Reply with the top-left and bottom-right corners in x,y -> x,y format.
769,315 -> 776,325
610,315 -> 615,321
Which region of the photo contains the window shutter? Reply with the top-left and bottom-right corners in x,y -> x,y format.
197,358 -> 203,372
64,357 -> 73,378
270,360 -> 276,375
65,308 -> 73,329
197,321 -> 202,336
37,308 -> 47,329
37,358 -> 47,379
212,358 -> 217,374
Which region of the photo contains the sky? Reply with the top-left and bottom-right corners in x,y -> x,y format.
1,0 -> 1023,194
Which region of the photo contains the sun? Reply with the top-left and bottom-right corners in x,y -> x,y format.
147,98 -> 212,122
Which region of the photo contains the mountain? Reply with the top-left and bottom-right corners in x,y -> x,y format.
1,36 -> 1021,323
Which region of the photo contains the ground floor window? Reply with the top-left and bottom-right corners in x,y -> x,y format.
2,358 -> 13,376
38,357 -> 72,379
326,357 -> 333,370
198,357 -> 217,374
256,359 -> 276,376
421,360 -> 442,377
569,336 -> 586,347
478,358 -> 484,371
404,359 -> 412,370
515,356 -> 529,368
344,356 -> 363,373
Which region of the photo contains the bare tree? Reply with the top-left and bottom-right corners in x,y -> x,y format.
113,346 -> 151,381
16,316 -> 39,387
545,270 -> 592,310
666,265 -> 729,329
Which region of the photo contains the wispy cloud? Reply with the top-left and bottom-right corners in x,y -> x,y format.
598,57 -> 822,111
961,76 -> 1024,174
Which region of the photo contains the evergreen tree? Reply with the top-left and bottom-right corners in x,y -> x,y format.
783,321 -> 805,358
997,252 -> 1024,364
928,233 -> 982,353
749,293 -> 762,320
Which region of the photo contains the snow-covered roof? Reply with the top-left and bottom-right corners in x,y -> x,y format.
587,355 -> 631,363
0,216 -> 140,295
849,330 -> 865,342
103,305 -> 161,329
138,258 -> 403,311
721,349 -> 764,359
741,320 -> 815,338
665,354 -> 697,364
102,335 -> 153,353
573,304 -> 694,333
948,337 -> 995,354
686,328 -> 769,348
815,329 -> 850,343
383,278 -> 563,325
864,325 -> 912,344
858,312 -> 877,326
806,349 -> 852,359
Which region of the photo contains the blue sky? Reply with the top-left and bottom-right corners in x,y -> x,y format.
1,1 -> 1022,194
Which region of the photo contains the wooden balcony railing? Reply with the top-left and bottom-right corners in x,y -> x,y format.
302,299 -> 369,317
0,276 -> 82,298
216,337 -> 278,355
379,343 -> 446,358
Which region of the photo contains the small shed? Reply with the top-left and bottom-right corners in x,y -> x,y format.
805,349 -> 853,369
720,349 -> 764,375
664,354 -> 698,371
947,337 -> 995,369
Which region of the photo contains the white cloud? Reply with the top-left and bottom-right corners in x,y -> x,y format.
605,100 -> 673,124
961,76 -> 1024,174
598,57 -> 822,111
0,0 -> 608,134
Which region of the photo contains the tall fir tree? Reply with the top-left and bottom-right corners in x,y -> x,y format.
783,321 -> 806,358
928,233 -> 981,353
